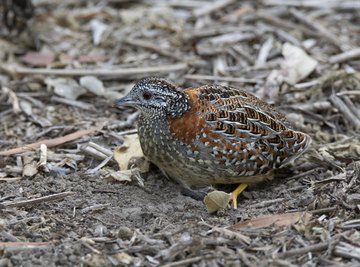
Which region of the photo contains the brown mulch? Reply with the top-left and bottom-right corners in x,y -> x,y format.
0,0 -> 359,266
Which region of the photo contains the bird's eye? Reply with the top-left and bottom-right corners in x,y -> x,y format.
142,91 -> 152,100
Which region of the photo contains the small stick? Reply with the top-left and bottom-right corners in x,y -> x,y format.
193,0 -> 235,17
80,238 -> 101,254
0,126 -> 101,156
1,63 -> 188,77
108,111 -> 139,130
81,204 -> 110,214
308,207 -> 337,215
289,8 -> 345,50
334,242 -> 360,260
0,177 -> 22,182
330,94 -> 360,130
37,144 -> 49,173
337,90 -> 360,96
275,29 -> 303,48
247,198 -> 285,209
329,47 -> 360,64
0,231 -> 21,242
277,241 -> 330,258
184,74 -> 259,84
0,241 -> 53,248
256,36 -> 273,66
125,39 -> 183,61
3,191 -> 74,208
231,45 -> 255,64
200,221 -> 250,245
51,96 -> 94,110
342,95 -> 360,119
87,142 -> 113,157
263,0 -> 360,10
2,86 -> 21,113
161,255 -> 215,267
113,129 -> 138,136
81,145 -> 109,160
87,155 -> 113,174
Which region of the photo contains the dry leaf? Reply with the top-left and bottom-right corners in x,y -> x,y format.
112,252 -> 133,265
102,168 -> 133,182
82,253 -> 111,267
204,190 -> 231,213
21,52 -> 55,66
281,43 -> 318,84
45,78 -> 86,100
230,211 -> 312,229
90,19 -> 108,45
22,156 -> 38,178
262,43 -> 318,102
80,76 -> 105,96
113,134 -> 147,171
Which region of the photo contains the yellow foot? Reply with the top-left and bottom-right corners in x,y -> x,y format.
231,183 -> 248,209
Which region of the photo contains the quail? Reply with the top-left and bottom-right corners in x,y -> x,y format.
2,0 -> 34,34
115,77 -> 311,208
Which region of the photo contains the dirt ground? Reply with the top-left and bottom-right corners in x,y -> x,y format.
1,1 -> 360,266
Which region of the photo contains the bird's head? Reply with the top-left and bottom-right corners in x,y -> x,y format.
115,77 -> 190,118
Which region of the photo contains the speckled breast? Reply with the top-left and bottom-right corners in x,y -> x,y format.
137,115 -> 260,187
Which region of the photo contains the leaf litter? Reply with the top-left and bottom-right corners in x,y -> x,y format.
0,0 -> 359,266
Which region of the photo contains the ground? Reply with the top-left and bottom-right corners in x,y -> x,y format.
0,1 -> 360,266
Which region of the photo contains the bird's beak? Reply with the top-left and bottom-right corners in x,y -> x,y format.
114,95 -> 137,108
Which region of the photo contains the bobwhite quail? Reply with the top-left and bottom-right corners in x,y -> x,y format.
115,77 -> 311,208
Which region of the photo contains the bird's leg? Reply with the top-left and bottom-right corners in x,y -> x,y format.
231,183 -> 248,209
180,186 -> 208,201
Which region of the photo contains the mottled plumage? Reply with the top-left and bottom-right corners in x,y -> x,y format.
115,77 -> 311,192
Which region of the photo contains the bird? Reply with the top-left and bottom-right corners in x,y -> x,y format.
2,0 -> 34,34
115,77 -> 311,209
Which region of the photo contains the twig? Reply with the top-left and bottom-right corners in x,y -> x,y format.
37,144 -> 49,173
193,0 -> 235,17
87,155 -> 113,173
329,47 -> 360,64
88,142 -> 113,157
108,111 -> 139,130
277,241 -> 331,258
200,221 -> 250,245
334,242 -> 360,260
256,12 -> 315,36
161,255 -> 215,267
308,207 -> 337,215
184,74 -> 259,84
33,125 -> 73,139
275,29 -> 303,48
247,198 -> 285,209
0,177 -> 22,182
125,39 -> 183,61
81,144 -> 110,160
329,94 -> 360,130
51,96 -> 95,110
112,129 -> 138,136
337,90 -> 360,96
263,0 -> 360,10
156,233 -> 194,261
256,36 -> 273,66
0,126 -> 101,156
289,8 -> 346,51
81,204 -> 110,214
80,237 -> 101,254
2,86 -> 20,113
1,63 -> 188,77
3,191 -> 74,208
0,241 -> 53,249
0,231 -> 21,242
